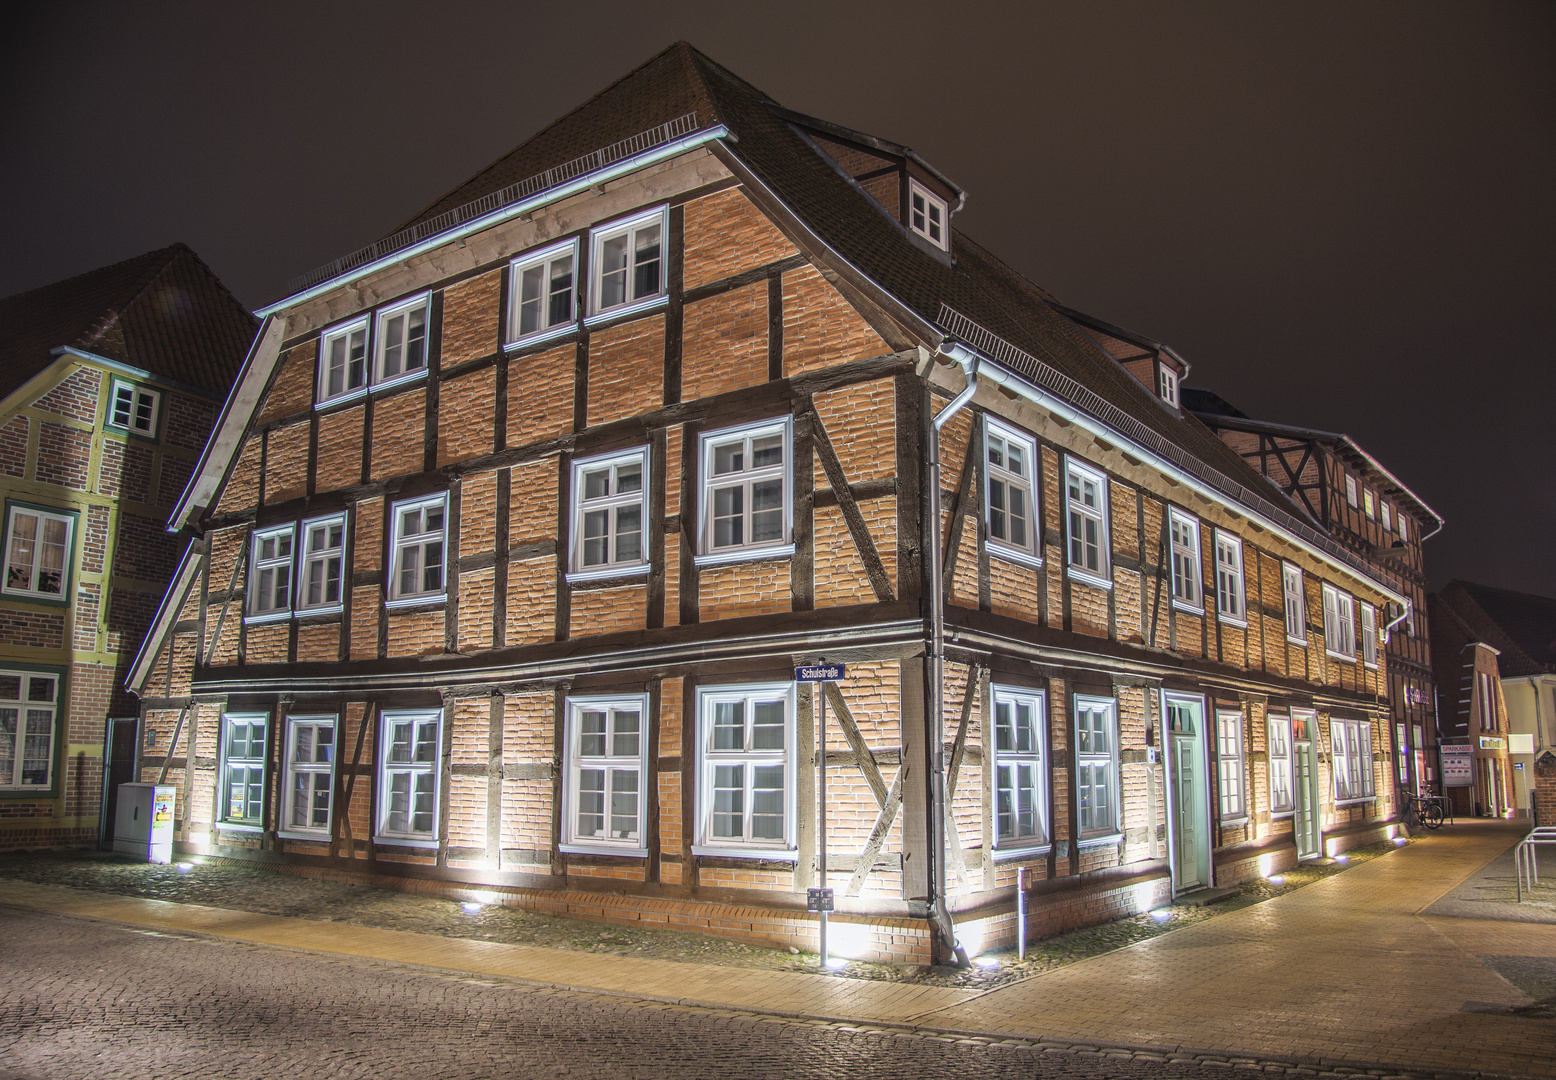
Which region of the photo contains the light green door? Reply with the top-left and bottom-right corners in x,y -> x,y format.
1166,696 -> 1209,892
1293,741 -> 1321,860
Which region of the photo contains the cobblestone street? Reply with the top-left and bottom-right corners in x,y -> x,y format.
1,908 -> 1339,1080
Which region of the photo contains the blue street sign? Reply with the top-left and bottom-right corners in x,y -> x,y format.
796,664 -> 846,682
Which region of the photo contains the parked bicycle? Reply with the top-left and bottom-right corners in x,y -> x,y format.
1402,791 -> 1446,830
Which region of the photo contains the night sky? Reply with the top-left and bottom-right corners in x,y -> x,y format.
6,2 -> 1553,596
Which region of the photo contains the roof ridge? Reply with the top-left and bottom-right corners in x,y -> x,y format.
74,243 -> 188,354
389,41 -> 720,236
0,243 -> 178,309
1439,582 -> 1539,668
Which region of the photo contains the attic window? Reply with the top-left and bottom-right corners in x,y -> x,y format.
108,379 -> 160,437
1157,366 -> 1179,408
908,180 -> 947,250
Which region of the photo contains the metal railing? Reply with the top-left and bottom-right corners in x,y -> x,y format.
1515,826 -> 1556,902
937,305 -> 1393,588
286,112 -> 703,295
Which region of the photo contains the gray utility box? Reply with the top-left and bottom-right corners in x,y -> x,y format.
113,783 -> 176,863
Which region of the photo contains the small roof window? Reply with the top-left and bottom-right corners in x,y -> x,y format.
908,179 -> 948,250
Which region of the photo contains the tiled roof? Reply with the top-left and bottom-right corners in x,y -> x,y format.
294,42 -> 1400,592
0,243 -> 257,402
1436,580 -> 1556,677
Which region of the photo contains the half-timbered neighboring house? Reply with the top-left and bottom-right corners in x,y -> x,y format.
1181,388 -> 1443,803
0,245 -> 255,850
129,44 -> 1409,964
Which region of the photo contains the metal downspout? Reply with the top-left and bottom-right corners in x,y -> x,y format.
927,343 -> 978,965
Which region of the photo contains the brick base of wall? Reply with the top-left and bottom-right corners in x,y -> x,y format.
953,871 -> 1173,957
1322,818 -> 1400,857
176,847 -> 938,965
0,826 -> 99,852
1215,844 -> 1299,887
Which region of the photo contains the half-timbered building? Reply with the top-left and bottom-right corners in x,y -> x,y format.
129,43 -> 1409,964
1,245 -> 255,850
1182,389 -> 1444,805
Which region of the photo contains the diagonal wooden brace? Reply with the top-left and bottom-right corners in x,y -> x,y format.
823,682 -> 889,808
846,764 -> 907,895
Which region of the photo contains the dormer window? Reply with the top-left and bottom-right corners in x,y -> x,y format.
1157,365 -> 1179,408
908,180 -> 947,250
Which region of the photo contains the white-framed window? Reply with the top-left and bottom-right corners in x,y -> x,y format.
0,671 -> 58,790
219,713 -> 268,828
1169,510 -> 1202,611
318,317 -> 369,404
283,716 -> 335,836
1395,722 -> 1409,785
375,294 -> 431,387
507,239 -> 578,347
1065,458 -> 1111,584
1216,709 -> 1246,820
590,206 -> 667,320
1214,531 -> 1245,624
246,524 -> 295,622
992,686 -> 1047,850
1331,718 -> 1375,802
1074,696 -> 1120,839
695,682 -> 795,856
908,179 -> 948,249
1361,604 -> 1378,668
3,505 -> 74,600
1322,583 -> 1356,659
696,418 -> 793,566
377,709 -> 441,844
1478,670 -> 1498,731
1380,503 -> 1392,532
1362,488 -> 1376,519
1282,563 -> 1307,643
298,514 -> 346,613
984,419 -> 1039,566
1268,713 -> 1294,814
1397,514 -> 1409,541
568,449 -> 648,582
107,379 -> 161,437
1344,474 -> 1358,508
1157,365 -> 1179,408
388,494 -> 447,606
563,695 -> 648,854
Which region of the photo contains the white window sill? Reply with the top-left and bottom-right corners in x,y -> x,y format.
373,835 -> 439,849
1333,796 -> 1377,807
1364,662 -> 1379,671
297,604 -> 345,617
1077,832 -> 1124,849
992,842 -> 1052,861
1219,815 -> 1250,827
988,541 -> 1043,571
1,588 -> 68,603
1286,635 -> 1308,647
373,368 -> 429,394
585,293 -> 669,327
691,845 -> 798,861
278,829 -> 331,842
505,322 -> 579,352
1068,567 -> 1113,591
385,593 -> 447,610
316,387 -> 369,410
559,843 -> 648,858
565,563 -> 649,585
215,822 -> 263,834
1218,615 -> 1249,629
693,543 -> 796,569
1325,650 -> 1356,664
1269,809 -> 1295,819
1172,599 -> 1204,616
243,611 -> 292,626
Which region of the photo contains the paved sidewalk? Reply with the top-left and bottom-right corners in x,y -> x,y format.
3,821 -> 1550,1077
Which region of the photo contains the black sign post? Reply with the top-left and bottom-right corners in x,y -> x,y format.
797,664 -> 845,968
